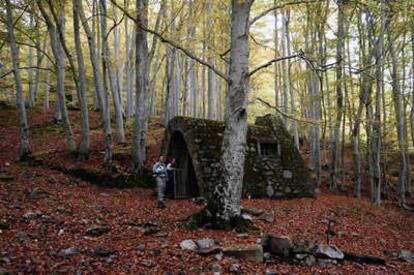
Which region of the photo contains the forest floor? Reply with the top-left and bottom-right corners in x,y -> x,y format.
0,105 -> 414,274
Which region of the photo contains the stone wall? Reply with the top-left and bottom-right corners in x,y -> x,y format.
162,114 -> 315,200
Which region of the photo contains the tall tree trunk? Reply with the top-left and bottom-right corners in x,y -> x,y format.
388,25 -> 410,206
79,0 -> 112,164
37,1 -> 77,153
274,1 -> 279,110
131,0 -> 150,172
207,0 -> 215,120
73,0 -> 90,158
330,0 -> 345,193
5,0 -> 31,159
28,13 -> 34,107
206,0 -> 253,223
44,58 -> 51,109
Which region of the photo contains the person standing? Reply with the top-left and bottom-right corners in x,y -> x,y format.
152,155 -> 168,208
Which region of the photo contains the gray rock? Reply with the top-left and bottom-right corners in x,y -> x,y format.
398,250 -> 413,263
61,247 -> 78,256
180,239 -> 197,250
283,170 -> 293,179
262,234 -> 292,258
242,207 -> 264,216
85,226 -> 111,237
315,244 -> 344,260
195,238 -> 215,249
136,244 -> 145,251
223,244 -> 263,263
23,210 -> 42,220
304,255 -> 316,266
94,246 -> 115,257
194,196 -> 206,205
229,262 -> 241,273
318,258 -> 337,267
197,247 -> 223,256
265,270 -> 277,275
295,253 -> 308,260
241,214 -> 253,222
210,263 -> 222,273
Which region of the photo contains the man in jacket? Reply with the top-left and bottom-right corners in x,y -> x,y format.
153,155 -> 168,208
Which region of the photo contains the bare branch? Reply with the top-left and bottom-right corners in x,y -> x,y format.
249,53 -> 301,77
250,0 -> 322,26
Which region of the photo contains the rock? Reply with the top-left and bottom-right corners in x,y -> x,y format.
180,239 -> 197,250
195,238 -> 215,249
58,229 -> 64,236
315,244 -> 344,260
260,214 -> 275,224
241,214 -> 253,222
295,253 -> 308,260
398,250 -> 413,263
209,263 -> 222,273
229,262 -> 241,273
379,239 -> 386,246
60,247 -> 78,257
197,247 -> 223,256
94,246 -> 115,257
241,207 -> 264,216
0,268 -> 10,275
351,232 -> 359,238
27,189 -> 48,200
141,259 -> 155,268
318,258 -> 337,267
85,226 -> 111,237
304,255 -> 316,266
143,224 -> 160,236
14,232 -> 29,243
262,234 -> 293,258
236,233 -> 249,239
0,252 -> 8,257
265,270 -> 277,275
1,257 -> 10,264
136,244 -> 146,251
223,244 -> 263,263
22,210 -> 42,220
266,185 -> 274,197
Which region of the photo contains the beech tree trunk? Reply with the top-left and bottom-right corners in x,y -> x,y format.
131,0 -> 150,172
5,0 -> 31,159
207,0 -> 253,223
79,0 -> 112,164
37,1 -> 77,153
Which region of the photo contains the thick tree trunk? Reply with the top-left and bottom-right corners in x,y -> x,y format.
6,0 -> 31,159
206,0 -> 253,223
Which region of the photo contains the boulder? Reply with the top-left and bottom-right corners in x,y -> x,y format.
262,234 -> 293,258
85,226 -> 111,237
60,247 -> 78,257
315,244 -> 344,260
22,211 -> 42,220
223,244 -> 263,263
398,250 -> 413,263
180,239 -> 197,250
195,238 -> 215,249
241,207 -> 264,216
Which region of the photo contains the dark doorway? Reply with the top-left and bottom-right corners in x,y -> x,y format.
167,132 -> 199,198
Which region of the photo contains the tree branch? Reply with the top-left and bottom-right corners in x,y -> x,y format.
249,52 -> 302,76
250,0 -> 322,26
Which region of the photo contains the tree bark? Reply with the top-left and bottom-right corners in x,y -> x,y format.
37,0 -> 77,153
206,0 -> 254,223
5,0 -> 31,159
